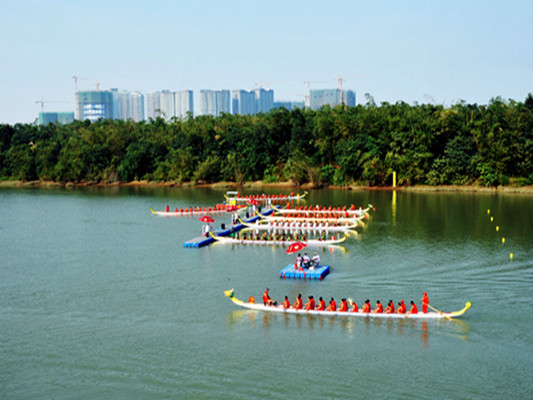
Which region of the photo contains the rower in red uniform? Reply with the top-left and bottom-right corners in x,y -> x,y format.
422,292 -> 430,314
316,297 -> 326,311
384,300 -> 395,314
362,299 -> 371,313
304,295 -> 315,311
263,288 -> 272,306
339,298 -> 348,312
350,300 -> 358,312
282,296 -> 291,309
326,297 -> 337,311
293,294 -> 303,310
409,301 -> 418,314
374,300 -> 383,313
396,300 -> 406,314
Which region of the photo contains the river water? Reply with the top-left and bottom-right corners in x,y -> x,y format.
1,187 -> 532,399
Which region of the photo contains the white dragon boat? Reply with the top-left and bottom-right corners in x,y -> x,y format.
224,289 -> 471,320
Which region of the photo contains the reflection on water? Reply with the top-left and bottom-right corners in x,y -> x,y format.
225,309 -> 470,346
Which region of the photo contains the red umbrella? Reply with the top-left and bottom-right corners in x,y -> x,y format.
286,241 -> 307,254
248,199 -> 261,206
225,205 -> 241,212
199,215 -> 215,223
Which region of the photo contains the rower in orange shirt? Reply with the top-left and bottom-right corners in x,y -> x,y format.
263,288 -> 273,306
422,292 -> 430,314
327,297 -> 337,311
304,295 -> 315,311
409,300 -> 418,314
282,296 -> 291,310
384,300 -> 395,314
374,300 -> 383,313
293,293 -> 303,310
316,297 -> 326,311
339,298 -> 348,312
396,300 -> 406,314
362,299 -> 371,313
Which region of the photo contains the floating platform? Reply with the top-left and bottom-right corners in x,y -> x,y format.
183,208 -> 274,248
279,264 -> 330,280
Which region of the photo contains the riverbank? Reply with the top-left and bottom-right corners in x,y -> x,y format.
2,179 -> 533,194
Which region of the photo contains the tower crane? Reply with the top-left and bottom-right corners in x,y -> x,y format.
302,79 -> 328,109
35,98 -> 68,113
73,75 -> 88,119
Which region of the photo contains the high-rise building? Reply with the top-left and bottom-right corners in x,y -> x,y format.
145,92 -> 161,120
309,89 -> 356,110
111,89 -> 145,122
146,90 -> 194,121
78,91 -> 115,121
159,90 -> 175,121
175,90 -> 194,119
199,90 -> 230,116
38,112 -> 75,125
231,90 -> 256,115
254,88 -> 274,114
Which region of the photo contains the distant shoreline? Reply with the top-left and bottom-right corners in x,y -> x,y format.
2,179 -> 533,195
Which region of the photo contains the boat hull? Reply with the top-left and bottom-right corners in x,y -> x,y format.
225,290 -> 471,320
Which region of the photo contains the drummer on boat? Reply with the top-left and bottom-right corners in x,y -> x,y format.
422,292 -> 430,314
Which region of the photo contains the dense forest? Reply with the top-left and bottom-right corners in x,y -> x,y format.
1,94 -> 533,187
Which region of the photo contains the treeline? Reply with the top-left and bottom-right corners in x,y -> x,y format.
1,94 -> 533,187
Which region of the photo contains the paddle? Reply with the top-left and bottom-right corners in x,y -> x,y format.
427,304 -> 452,320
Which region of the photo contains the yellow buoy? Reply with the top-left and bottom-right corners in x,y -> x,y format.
502,237 -> 505,244
510,253 -> 514,260
496,226 -> 499,232
487,209 -> 490,214
491,217 -> 494,222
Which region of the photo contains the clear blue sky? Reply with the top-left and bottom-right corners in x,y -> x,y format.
1,0 -> 531,124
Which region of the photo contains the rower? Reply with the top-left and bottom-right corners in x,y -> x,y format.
362,299 -> 371,313
350,299 -> 359,312
293,294 -> 303,310
316,296 -> 326,311
422,292 -> 430,314
384,300 -> 395,314
327,297 -> 337,311
409,301 -> 418,314
282,296 -> 291,309
263,288 -> 273,306
396,300 -> 406,314
339,298 -> 348,312
304,295 -> 315,311
373,300 -> 383,313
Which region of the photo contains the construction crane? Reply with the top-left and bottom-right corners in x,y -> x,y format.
73,75 -> 88,120
90,82 -> 101,91
295,93 -> 310,110
302,79 -> 328,109
35,98 -> 68,113
254,81 -> 285,90
334,76 -> 347,105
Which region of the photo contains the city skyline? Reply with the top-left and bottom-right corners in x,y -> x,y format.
1,1 -> 532,124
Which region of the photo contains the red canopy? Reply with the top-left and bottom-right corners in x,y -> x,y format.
286,241 -> 307,254
199,215 -> 215,223
247,199 -> 261,206
225,205 -> 241,212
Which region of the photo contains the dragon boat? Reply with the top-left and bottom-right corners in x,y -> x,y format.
257,212 -> 362,224
224,191 -> 308,203
224,289 -> 471,320
150,204 -> 245,216
210,232 -> 348,247
272,204 -> 372,217
240,219 -> 358,233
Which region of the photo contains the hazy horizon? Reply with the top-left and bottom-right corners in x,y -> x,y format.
1,0 -> 532,124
